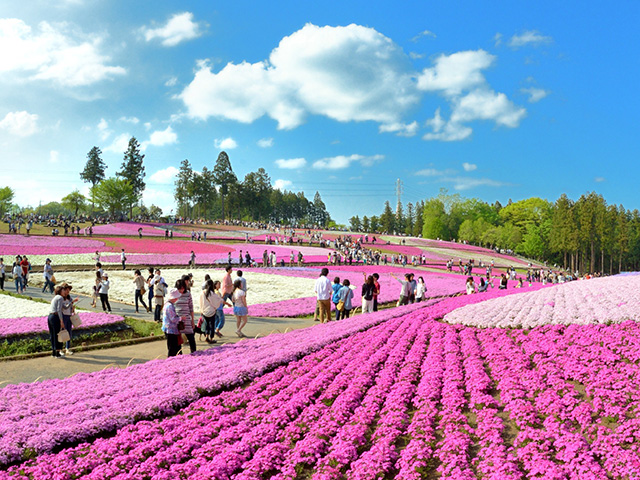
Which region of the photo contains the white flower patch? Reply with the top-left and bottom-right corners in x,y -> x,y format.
0,295 -> 52,318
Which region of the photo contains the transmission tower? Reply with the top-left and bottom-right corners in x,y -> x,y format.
395,178 -> 403,214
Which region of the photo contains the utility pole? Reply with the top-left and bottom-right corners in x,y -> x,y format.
395,178 -> 403,215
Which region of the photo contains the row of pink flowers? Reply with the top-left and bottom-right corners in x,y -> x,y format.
89,222 -> 189,237
444,275 -> 640,328
0,312 -> 125,338
8,283 -> 631,478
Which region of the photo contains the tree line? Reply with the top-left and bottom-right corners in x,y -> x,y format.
350,190 -> 640,275
174,152 -> 331,226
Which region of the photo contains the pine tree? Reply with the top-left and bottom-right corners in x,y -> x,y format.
117,137 -> 146,218
213,151 -> 237,220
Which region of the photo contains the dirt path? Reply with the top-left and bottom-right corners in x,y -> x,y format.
0,285 -> 313,387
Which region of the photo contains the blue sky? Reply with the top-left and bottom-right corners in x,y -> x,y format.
0,1 -> 638,223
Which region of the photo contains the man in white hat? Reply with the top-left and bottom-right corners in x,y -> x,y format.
162,288 -> 186,357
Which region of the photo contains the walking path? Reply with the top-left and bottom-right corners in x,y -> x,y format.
0,283 -> 313,387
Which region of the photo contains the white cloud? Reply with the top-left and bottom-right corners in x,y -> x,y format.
423,109 -> 472,141
179,23 -> 419,130
595,177 -> 606,183
273,179 -> 293,191
411,30 -> 436,42
493,33 -> 503,47
257,137 -> 273,148
509,30 -> 552,48
521,87 -> 550,103
275,158 -> 306,169
444,176 -> 509,190
312,154 -> 384,170
451,89 -> 526,127
0,18 -> 125,86
417,50 -> 495,96
142,187 -> 176,215
142,12 -> 203,47
150,166 -> 180,184
379,121 -> 418,137
119,116 -> 140,124
49,150 -> 60,163
409,52 -> 425,59
214,137 -> 237,150
104,133 -> 130,153
97,118 -> 111,140
462,162 -> 477,172
0,111 -> 39,137
142,126 -> 178,150
165,77 -> 178,87
416,168 -> 456,176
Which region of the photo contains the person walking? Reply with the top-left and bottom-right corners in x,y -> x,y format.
153,277 -> 167,322
331,276 -> 342,321
47,284 -> 66,358
12,261 -> 23,294
42,258 -> 55,294
99,273 -> 112,312
174,277 -> 196,353
361,275 -> 375,314
90,271 -> 100,308
189,251 -> 196,268
338,279 -> 354,320
391,273 -> 412,306
235,270 -> 247,292
221,265 -> 234,302
415,276 -> 426,302
0,257 -> 6,291
232,279 -> 249,337
133,270 -> 150,313
120,249 -> 127,270
60,284 -> 78,356
200,279 -> 223,344
314,267 -> 332,323
372,273 -> 380,312
146,267 -> 155,309
162,288 -> 185,357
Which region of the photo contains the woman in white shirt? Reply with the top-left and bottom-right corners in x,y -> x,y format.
232,279 -> 249,337
99,273 -> 112,312
200,279 -> 223,344
415,276 -> 426,302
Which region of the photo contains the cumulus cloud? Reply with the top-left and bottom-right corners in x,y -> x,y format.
0,18 -> 125,86
150,166 -> 180,184
509,30 -> 552,48
379,121 -> 419,137
49,150 -> 60,163
142,12 -> 203,47
275,158 -> 306,169
0,110 -> 39,137
165,77 -> 177,87
97,118 -> 111,140
312,154 -> 384,170
417,50 -> 495,96
521,86 -> 550,103
179,23 -> 419,130
273,179 -> 293,190
103,133 -> 130,153
257,137 -> 273,148
462,162 -> 477,172
142,126 -> 178,150
214,137 -> 237,149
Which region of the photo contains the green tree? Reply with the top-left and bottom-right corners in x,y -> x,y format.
349,216 -> 362,232
61,190 -> 87,216
362,216 -> 370,232
117,137 -> 146,217
80,147 -> 107,187
412,200 -> 424,237
242,168 -> 271,220
422,198 -> 448,239
370,215 -> 380,233
213,151 -> 237,220
194,166 -> 218,219
90,177 -> 137,216
0,187 -> 15,216
174,159 -> 194,218
380,201 -> 395,234
312,191 -> 330,226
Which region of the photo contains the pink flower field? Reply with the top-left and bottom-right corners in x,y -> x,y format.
2,280 -> 640,478
89,222 -> 189,237
0,235 -> 106,255
0,312 -> 125,338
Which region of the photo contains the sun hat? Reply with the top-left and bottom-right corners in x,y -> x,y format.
167,288 -> 182,301
103,273 -> 109,278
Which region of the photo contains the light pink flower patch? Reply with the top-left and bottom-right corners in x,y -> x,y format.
0,312 -> 125,338
0,234 -> 105,255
